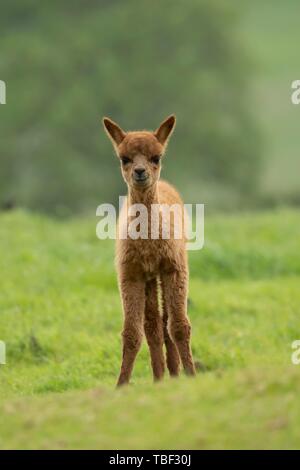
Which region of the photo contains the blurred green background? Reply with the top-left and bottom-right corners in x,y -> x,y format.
1,0 -> 299,215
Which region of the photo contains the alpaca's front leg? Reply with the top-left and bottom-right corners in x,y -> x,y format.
161,270 -> 196,376
117,278 -> 145,387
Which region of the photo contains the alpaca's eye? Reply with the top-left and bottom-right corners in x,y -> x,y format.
151,155 -> 161,165
121,156 -> 131,165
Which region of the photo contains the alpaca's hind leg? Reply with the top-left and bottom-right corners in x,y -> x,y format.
161,270 -> 195,376
162,308 -> 180,377
117,279 -> 145,387
144,279 -> 165,381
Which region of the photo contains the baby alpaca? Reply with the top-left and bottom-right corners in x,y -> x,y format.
103,115 -> 196,386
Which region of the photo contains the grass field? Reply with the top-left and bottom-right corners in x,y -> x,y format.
0,209 -> 300,449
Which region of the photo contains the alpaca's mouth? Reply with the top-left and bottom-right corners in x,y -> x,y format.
133,175 -> 149,185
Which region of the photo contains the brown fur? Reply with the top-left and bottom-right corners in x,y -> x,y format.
103,115 -> 196,386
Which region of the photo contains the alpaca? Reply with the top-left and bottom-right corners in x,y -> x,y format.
103,115 -> 196,386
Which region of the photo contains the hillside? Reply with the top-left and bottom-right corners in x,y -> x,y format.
0,209 -> 300,448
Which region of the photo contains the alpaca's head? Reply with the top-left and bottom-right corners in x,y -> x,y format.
103,115 -> 176,190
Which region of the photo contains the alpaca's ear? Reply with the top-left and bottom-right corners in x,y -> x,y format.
103,117 -> 126,146
154,115 -> 176,145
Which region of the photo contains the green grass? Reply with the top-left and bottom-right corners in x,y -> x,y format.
0,209 -> 300,449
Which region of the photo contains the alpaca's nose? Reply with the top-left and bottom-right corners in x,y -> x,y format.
134,167 -> 146,177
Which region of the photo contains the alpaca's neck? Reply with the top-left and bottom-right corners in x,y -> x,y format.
128,183 -> 159,209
